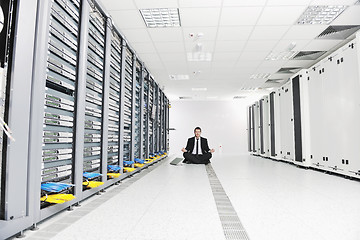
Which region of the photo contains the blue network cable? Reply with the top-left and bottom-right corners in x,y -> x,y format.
83,172 -> 101,179
134,158 -> 145,164
41,182 -> 73,193
123,160 -> 135,165
108,165 -> 122,172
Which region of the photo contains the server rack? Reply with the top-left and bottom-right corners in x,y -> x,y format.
107,29 -> 122,174
133,60 -> 142,160
148,77 -> 155,155
142,70 -> 150,159
82,5 -> 106,187
0,0 -> 169,238
123,46 -> 134,167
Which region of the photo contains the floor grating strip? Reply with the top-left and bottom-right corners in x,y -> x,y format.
206,164 -> 250,240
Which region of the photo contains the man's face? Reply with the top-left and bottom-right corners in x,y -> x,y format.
194,129 -> 201,138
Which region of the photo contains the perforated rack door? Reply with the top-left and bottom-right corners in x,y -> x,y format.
41,0 -> 81,207
123,47 -> 134,166
133,61 -> 142,159
107,32 -> 122,171
82,6 -> 105,185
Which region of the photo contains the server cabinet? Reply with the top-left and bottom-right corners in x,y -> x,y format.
273,88 -> 282,160
133,60 -> 142,159
247,106 -> 252,152
260,96 -> 270,157
142,71 -> 150,158
253,101 -> 260,155
269,92 -> 276,157
334,39 -> 360,178
292,75 -> 303,163
279,81 -> 295,162
107,29 -> 122,173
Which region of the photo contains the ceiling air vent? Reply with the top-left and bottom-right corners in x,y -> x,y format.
316,25 -> 360,40
276,67 -> 301,74
265,78 -> 284,84
291,51 -> 326,60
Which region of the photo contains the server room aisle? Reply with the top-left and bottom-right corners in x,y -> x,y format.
19,155 -> 360,240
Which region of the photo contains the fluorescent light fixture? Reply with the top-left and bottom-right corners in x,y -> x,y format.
191,88 -> 207,91
187,52 -> 212,62
265,51 -> 298,61
233,96 -> 246,99
297,5 -> 347,25
169,74 -> 189,80
250,73 -> 271,79
140,8 -> 181,28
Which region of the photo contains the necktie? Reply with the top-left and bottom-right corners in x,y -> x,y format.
196,139 -> 199,155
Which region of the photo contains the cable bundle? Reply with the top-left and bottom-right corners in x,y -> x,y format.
134,158 -> 145,164
41,182 -> 73,193
123,160 -> 134,166
83,172 -> 102,179
108,165 -> 122,172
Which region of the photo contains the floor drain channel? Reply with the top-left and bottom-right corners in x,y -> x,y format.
205,164 -> 250,240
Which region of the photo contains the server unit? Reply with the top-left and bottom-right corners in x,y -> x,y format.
259,96 -> 270,157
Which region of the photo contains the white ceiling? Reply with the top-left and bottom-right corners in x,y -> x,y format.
99,0 -> 360,101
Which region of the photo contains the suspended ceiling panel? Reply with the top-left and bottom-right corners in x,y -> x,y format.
100,0 -> 360,101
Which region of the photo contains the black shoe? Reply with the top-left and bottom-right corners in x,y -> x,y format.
205,160 -> 211,165
182,159 -> 188,163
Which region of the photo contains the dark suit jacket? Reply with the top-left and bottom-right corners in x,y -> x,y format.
185,137 -> 210,154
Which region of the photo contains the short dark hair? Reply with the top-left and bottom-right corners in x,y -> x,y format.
194,127 -> 201,132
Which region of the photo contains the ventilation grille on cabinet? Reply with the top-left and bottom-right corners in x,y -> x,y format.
317,25 -> 360,39
290,51 -> 326,60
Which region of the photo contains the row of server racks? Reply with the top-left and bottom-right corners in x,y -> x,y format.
0,0 -> 170,239
248,31 -> 360,180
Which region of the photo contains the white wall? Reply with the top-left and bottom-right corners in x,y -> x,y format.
169,99 -> 264,158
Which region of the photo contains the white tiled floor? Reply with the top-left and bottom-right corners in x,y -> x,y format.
21,154 -> 360,240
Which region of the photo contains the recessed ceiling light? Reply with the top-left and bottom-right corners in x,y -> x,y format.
265,51 -> 298,61
250,73 -> 271,79
191,88 -> 207,91
187,52 -> 212,62
169,74 -> 189,80
297,5 -> 347,25
140,8 -> 181,28
233,96 -> 246,99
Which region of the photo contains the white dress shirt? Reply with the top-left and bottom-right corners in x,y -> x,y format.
192,137 -> 203,155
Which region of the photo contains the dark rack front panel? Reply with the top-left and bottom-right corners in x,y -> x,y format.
123,48 -> 133,163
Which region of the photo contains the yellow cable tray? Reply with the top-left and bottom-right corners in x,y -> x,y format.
82,181 -> 104,188
107,173 -> 121,178
123,167 -> 136,172
134,163 -> 144,168
40,194 -> 75,204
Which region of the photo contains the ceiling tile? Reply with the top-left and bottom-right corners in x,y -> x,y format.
220,7 -> 263,26
257,6 -> 307,25
137,53 -> 162,64
282,25 -> 328,40
100,0 -> 137,10
239,51 -> 270,61
121,28 -> 152,43
134,0 -> 179,8
266,0 -> 312,6
272,39 -> 312,52
332,6 -> 360,25
303,39 -> 344,51
244,40 -> 278,51
180,8 -> 221,27
159,53 -> 187,62
216,26 -> 254,41
179,0 -> 222,7
249,26 -> 291,40
148,28 -> 183,42
183,27 -> 218,41
130,42 -> 157,53
154,41 -> 185,53
223,0 -> 267,6
185,41 -> 215,53
212,52 -> 241,61
108,10 -> 145,29
310,0 -> 358,5
214,41 -> 246,52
